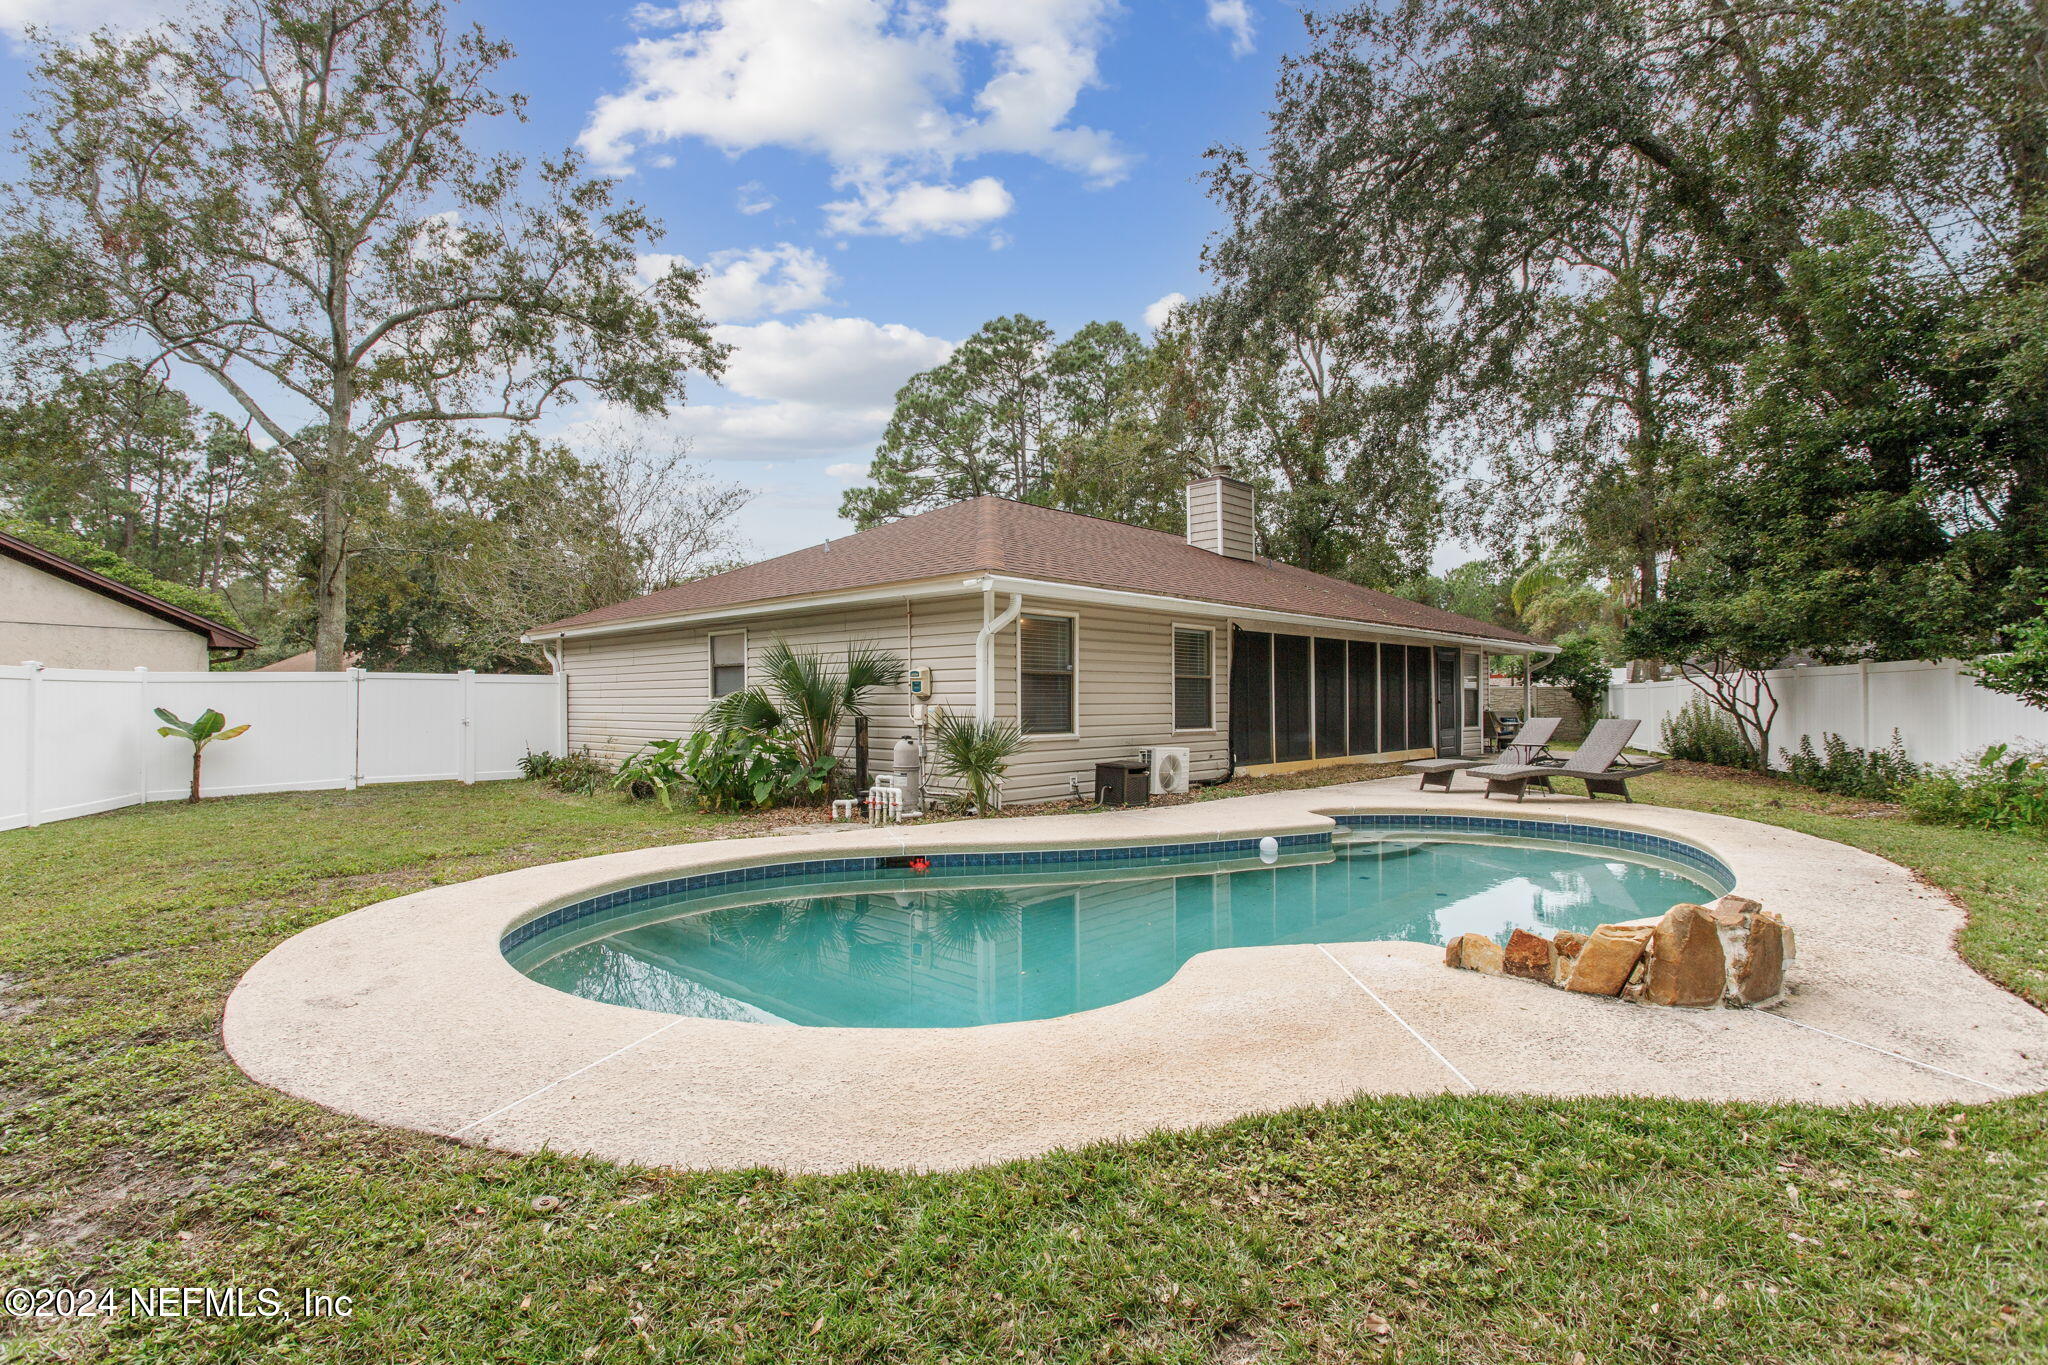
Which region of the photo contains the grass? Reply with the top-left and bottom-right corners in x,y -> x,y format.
1,775 -> 2044,1362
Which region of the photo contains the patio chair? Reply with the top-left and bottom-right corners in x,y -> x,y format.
1467,717 -> 1664,801
1403,716 -> 1565,793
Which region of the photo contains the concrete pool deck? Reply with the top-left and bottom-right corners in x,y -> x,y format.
223,779 -> 2048,1173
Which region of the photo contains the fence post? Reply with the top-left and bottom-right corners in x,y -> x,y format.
347,668 -> 364,790
1858,659 -> 1872,751
21,661 -> 42,828
458,669 -> 477,785
135,666 -> 150,805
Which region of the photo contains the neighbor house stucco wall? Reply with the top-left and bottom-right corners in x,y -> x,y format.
0,554 -> 209,671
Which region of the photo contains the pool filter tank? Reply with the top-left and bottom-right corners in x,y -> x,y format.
892,735 -> 922,816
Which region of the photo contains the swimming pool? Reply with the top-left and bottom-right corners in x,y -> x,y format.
505,819 -> 1729,1028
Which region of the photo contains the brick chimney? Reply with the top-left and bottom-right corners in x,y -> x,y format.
1185,473 -> 1257,560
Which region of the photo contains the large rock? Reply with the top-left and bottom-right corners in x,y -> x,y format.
1502,929 -> 1556,982
1565,924 -> 1654,996
1727,907 -> 1789,1006
1644,903 -> 1728,1007
1445,934 -> 1504,974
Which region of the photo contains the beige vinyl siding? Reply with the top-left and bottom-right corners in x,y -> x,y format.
562,597 -> 982,773
990,598 -> 1232,802
561,585 -> 1489,805
1183,480 -> 1257,561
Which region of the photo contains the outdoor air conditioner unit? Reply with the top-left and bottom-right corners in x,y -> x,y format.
1144,746 -> 1191,795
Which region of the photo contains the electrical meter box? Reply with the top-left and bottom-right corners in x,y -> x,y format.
907,666 -> 933,698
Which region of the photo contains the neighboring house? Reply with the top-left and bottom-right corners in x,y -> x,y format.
524,477 -> 1552,804
255,649 -> 362,672
0,529 -> 256,670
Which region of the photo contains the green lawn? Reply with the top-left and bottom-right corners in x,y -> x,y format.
1,775 -> 2043,1362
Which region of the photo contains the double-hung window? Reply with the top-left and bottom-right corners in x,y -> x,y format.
1173,627 -> 1214,730
709,632 -> 746,697
1019,614 -> 1076,735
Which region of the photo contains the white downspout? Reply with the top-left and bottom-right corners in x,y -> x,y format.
974,580 -> 1025,722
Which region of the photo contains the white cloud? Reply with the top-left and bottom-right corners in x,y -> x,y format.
1206,0 -> 1254,57
0,0 -> 159,37
715,313 -> 951,408
736,181 -> 776,214
562,310 -> 954,554
1143,291 -> 1189,330
822,177 -> 1014,239
581,0 -> 1128,239
639,243 -> 836,322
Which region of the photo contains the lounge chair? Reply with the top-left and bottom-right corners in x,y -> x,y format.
1467,718 -> 1665,801
1403,717 -> 1562,792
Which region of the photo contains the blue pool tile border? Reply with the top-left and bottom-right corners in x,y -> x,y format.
1333,813 -> 1735,892
501,832 -> 1330,953
501,819 -> 1731,956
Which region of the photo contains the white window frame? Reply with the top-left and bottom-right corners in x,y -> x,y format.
1015,609 -> 1080,741
708,629 -> 748,698
1171,622 -> 1218,734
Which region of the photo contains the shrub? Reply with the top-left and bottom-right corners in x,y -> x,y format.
1780,730 -> 1920,799
1902,744 -> 2048,835
929,710 -> 1023,817
699,641 -> 904,799
613,739 -> 689,809
545,751 -> 613,796
518,749 -> 563,780
1660,697 -> 1751,767
681,727 -> 834,813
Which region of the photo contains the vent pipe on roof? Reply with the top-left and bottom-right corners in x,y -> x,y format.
1185,473 -> 1257,560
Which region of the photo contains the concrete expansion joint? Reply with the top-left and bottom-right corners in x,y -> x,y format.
1314,944 -> 1476,1092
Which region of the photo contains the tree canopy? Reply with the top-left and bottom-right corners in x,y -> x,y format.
0,0 -> 724,668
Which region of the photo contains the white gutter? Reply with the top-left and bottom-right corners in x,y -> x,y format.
973,575 -> 1556,657
973,579 -> 1025,722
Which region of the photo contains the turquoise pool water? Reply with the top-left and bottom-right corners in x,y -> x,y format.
511,829 -> 1719,1028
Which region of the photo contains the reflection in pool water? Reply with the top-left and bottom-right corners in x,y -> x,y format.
512,834 -> 1716,1029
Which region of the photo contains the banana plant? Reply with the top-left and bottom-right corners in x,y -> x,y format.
153,708 -> 250,803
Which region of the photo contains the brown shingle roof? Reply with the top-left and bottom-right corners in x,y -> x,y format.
529,497 -> 1544,647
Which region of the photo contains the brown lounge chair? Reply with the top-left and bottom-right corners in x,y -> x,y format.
1467,717 -> 1664,801
1403,717 -> 1561,791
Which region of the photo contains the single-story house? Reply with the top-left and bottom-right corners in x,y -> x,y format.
1,529 -> 256,670
523,477 -> 1552,804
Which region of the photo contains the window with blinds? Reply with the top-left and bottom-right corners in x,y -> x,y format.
1173,627 -> 1213,730
709,632 -> 746,697
1019,614 -> 1075,735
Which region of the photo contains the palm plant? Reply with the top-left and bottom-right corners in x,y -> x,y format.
699,640 -> 905,783
929,709 -> 1023,816
152,707 -> 250,803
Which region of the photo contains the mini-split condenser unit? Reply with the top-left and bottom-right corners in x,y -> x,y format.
1142,746 -> 1191,795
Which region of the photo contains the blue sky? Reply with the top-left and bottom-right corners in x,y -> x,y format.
0,1 -> 1295,560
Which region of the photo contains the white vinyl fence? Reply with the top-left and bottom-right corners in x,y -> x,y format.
1,664 -> 566,831
1608,660 -> 2048,769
